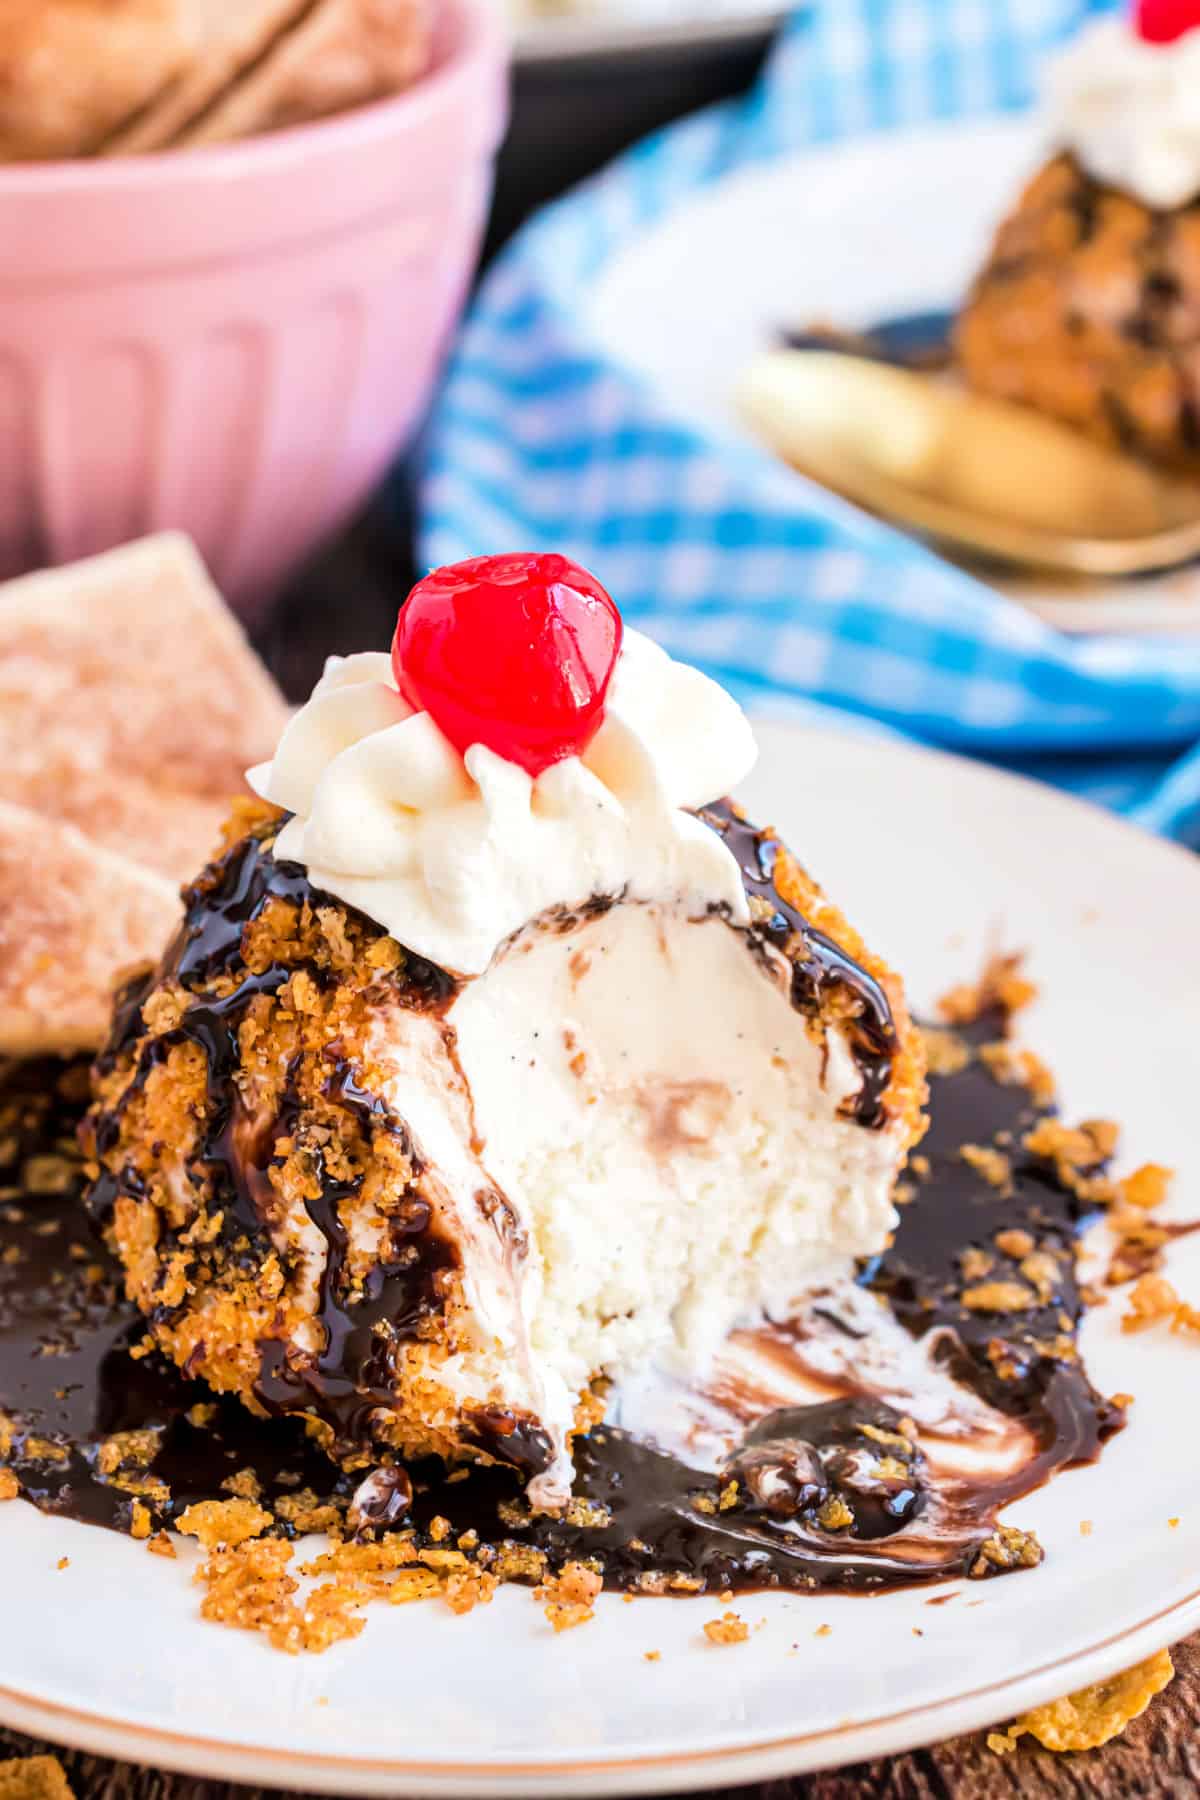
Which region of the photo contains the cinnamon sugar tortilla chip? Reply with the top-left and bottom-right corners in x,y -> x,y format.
101,0 -> 314,156
177,0 -> 432,148
0,534 -> 287,883
0,800 -> 179,1056
0,0 -> 190,162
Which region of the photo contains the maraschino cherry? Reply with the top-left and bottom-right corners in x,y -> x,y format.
1134,0 -> 1200,43
392,553 -> 623,778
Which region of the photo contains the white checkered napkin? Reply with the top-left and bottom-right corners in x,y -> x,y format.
418,0 -> 1200,848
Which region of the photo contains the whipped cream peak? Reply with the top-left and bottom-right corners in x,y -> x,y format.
250,628 -> 757,977
1048,13 -> 1200,209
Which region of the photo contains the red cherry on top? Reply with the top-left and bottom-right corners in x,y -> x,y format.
392,553 -> 623,778
1134,0 -> 1200,43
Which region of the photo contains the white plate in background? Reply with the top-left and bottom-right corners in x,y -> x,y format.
513,0 -> 786,64
588,118 -> 1200,637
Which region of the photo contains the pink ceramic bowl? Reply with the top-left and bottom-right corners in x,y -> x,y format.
0,0 -> 507,618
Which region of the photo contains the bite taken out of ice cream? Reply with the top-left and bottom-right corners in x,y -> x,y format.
85,554 -> 926,1509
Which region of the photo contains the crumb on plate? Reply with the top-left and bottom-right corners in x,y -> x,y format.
537,1560 -> 603,1633
703,1612 -> 749,1646
0,1756 -> 75,1800
987,1649 -> 1174,1754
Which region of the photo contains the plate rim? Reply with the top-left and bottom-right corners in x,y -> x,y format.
2,1584 -> 1199,1796
513,5 -> 787,67
3,726 -> 1198,1795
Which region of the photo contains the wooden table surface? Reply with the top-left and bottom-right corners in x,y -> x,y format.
3,506 -> 1193,1798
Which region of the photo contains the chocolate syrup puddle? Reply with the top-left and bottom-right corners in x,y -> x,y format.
1,999 -> 1123,1594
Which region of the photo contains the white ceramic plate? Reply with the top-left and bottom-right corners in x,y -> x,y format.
3,723 -> 1199,1796
587,117 -> 1200,636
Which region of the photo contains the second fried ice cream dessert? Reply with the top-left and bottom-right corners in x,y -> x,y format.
958,6 -> 1200,474
86,554 -> 925,1508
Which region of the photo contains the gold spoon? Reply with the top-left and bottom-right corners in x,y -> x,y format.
738,350 -> 1200,578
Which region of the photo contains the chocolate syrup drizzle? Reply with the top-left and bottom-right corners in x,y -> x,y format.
87,829 -> 462,1450
702,801 -> 897,1127
1,997 -> 1121,1593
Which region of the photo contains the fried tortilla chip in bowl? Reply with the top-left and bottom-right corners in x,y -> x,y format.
0,0 -> 507,617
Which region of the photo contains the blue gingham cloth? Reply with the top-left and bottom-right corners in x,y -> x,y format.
419,0 -> 1200,846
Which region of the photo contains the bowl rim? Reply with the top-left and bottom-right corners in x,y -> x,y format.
0,0 -> 509,193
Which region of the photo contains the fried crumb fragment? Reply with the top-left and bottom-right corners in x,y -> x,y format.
273,1489 -> 345,1535
147,1531 -> 176,1558
96,1427 -> 161,1477
563,1496 -> 611,1529
537,1560 -> 603,1633
23,1437 -> 68,1464
129,1499 -> 153,1540
960,1144 -> 1013,1194
939,954 -> 1037,1024
197,1538 -> 299,1634
918,1027 -> 971,1076
1018,1251 -> 1061,1305
1105,1205 -> 1170,1287
221,1467 -> 264,1502
177,1497 -> 272,1550
962,1281 -> 1036,1315
704,1612 -> 749,1646
491,1542 -> 548,1585
998,1237 -> 1041,1275
386,1568 -> 444,1606
301,1536 -> 417,1580
969,1524 -> 1043,1579
268,1581 -> 369,1655
959,1246 -> 994,1283
1119,1164 -> 1174,1210
0,1755 -> 76,1800
443,1568 -> 499,1615
1122,1274 -> 1183,1333
1023,1118 -> 1119,1201
979,1041 -> 1055,1107
0,1468 -> 18,1501
817,1496 -> 854,1531
988,1650 -> 1174,1754
644,1650 -> 661,1663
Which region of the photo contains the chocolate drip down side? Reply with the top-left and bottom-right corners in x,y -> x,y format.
701,799 -> 898,1127
85,821 -> 466,1455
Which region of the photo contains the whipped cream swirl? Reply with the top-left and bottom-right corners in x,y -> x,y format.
1048,15 -> 1200,210
249,630 -> 757,976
